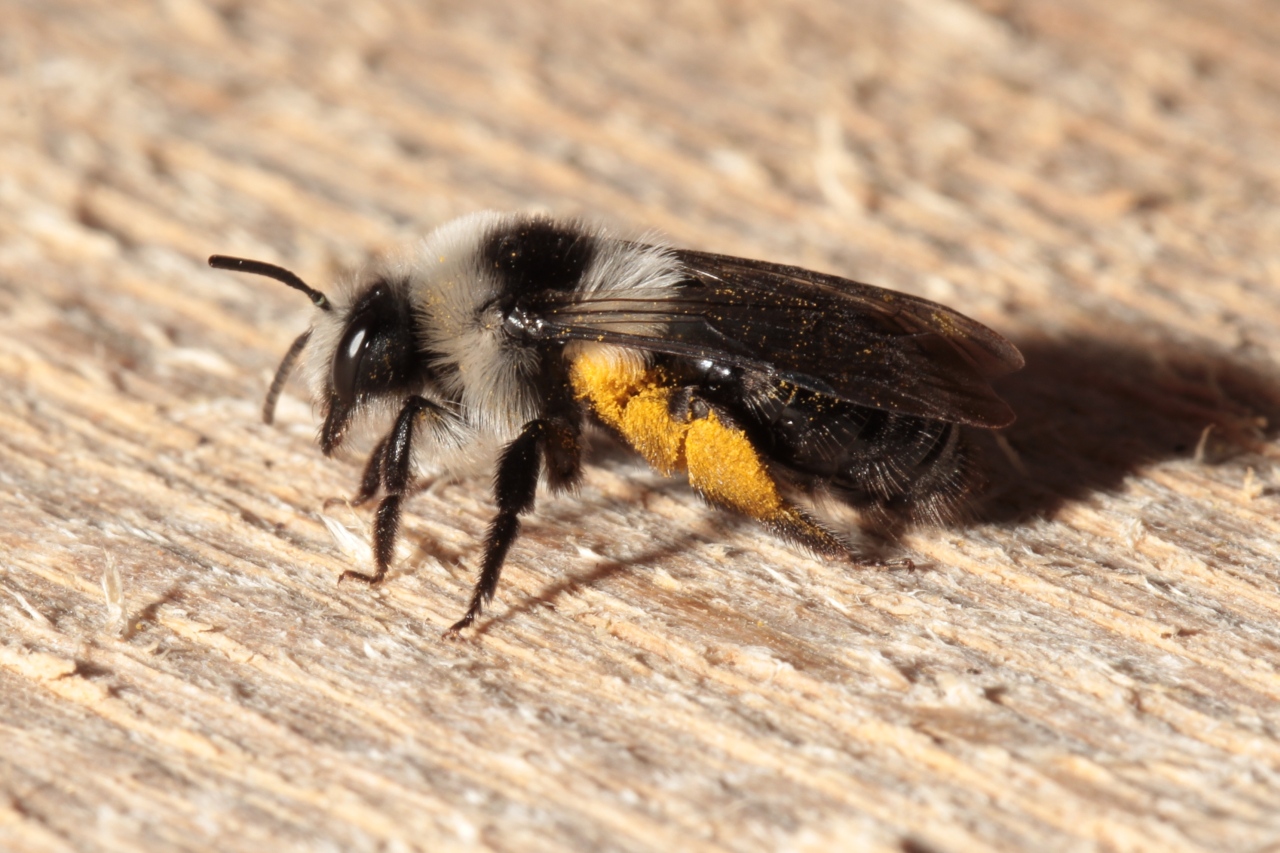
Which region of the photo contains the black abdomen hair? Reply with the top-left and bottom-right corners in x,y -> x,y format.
663,356 -> 975,522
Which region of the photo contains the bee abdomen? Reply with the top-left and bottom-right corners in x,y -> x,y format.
827,416 -> 974,522
687,366 -> 978,523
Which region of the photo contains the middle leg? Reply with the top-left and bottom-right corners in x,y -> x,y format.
445,418 -> 581,637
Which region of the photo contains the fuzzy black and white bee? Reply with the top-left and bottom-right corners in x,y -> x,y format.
210,212 -> 1023,635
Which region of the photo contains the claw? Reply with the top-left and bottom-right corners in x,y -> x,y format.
339,569 -> 385,586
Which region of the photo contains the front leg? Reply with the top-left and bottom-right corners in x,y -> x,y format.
351,432 -> 391,507
339,396 -> 451,587
445,418 -> 580,637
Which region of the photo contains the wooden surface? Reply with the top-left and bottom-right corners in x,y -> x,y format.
3,1 -> 1280,850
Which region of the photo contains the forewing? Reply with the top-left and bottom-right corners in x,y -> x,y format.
530,248 -> 1024,428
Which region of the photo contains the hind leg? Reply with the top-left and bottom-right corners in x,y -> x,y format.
669,392 -> 847,557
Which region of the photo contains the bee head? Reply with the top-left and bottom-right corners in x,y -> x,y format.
208,255 -> 432,456
318,277 -> 431,454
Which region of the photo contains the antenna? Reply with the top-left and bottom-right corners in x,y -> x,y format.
208,255 -> 332,311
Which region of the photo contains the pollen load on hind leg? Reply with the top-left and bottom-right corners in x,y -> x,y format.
574,348 -> 976,530
569,348 -> 847,555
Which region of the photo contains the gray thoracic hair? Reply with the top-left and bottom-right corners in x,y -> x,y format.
299,211 -> 684,475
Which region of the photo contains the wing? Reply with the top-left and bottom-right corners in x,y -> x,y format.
528,247 -> 1024,428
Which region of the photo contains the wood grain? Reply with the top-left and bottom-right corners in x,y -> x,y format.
3,1 -> 1280,850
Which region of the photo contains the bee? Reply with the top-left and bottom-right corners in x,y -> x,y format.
209,212 -> 1023,636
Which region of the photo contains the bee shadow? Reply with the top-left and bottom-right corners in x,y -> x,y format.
968,331 -> 1280,525
466,539 -> 696,637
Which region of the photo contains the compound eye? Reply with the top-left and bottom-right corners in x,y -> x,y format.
331,320 -> 369,406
